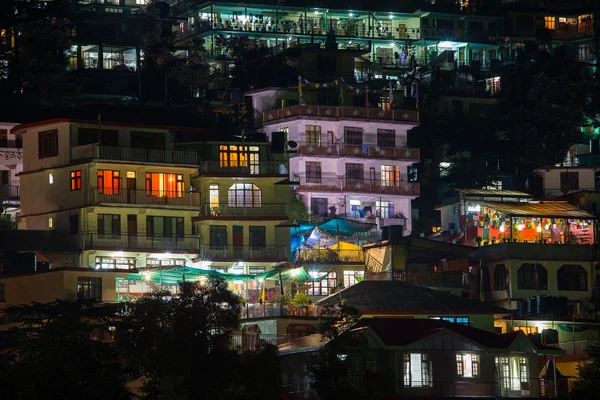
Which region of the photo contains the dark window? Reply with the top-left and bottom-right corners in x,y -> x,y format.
130,131 -> 166,150
38,129 -> 58,159
345,163 -> 364,180
210,226 -> 227,249
70,170 -> 82,191
69,214 -> 79,234
306,162 -> 322,180
557,264 -> 587,291
481,266 -> 491,292
560,172 -> 579,191
494,264 -> 507,291
376,129 -> 395,147
311,198 -> 328,216
344,127 -> 363,145
307,271 -> 338,296
516,15 -> 534,33
77,277 -> 102,300
0,283 -> 5,302
0,129 -> 7,146
249,226 -> 266,249
517,263 -> 548,290
98,214 -> 120,236
146,216 -> 184,238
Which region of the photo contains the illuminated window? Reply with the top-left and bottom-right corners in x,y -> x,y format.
456,354 -> 480,377
209,184 -> 219,210
544,16 -> 555,30
307,271 -> 337,296
496,357 -> 529,391
97,170 -> 120,195
0,29 -> 6,45
227,183 -> 261,207
70,170 -> 81,191
145,173 -> 184,198
429,316 -> 470,325
219,145 -> 259,172
95,256 -> 136,269
48,217 -> 53,228
305,125 -> 321,144
343,270 -> 364,287
578,15 -> 592,32
376,200 -> 395,218
381,165 -> 400,187
48,173 -> 54,184
126,171 -> 136,179
514,326 -> 538,335
404,353 -> 432,387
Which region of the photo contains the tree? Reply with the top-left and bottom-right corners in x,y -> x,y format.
115,276 -> 280,400
0,299 -> 131,399
306,302 -> 363,400
570,357 -> 600,400
289,195 -> 309,223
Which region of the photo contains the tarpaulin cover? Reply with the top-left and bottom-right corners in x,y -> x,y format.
295,217 -> 375,237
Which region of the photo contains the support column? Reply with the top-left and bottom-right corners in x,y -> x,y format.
76,44 -> 83,70
97,44 -> 104,69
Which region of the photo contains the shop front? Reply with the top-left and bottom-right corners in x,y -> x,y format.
461,201 -> 596,246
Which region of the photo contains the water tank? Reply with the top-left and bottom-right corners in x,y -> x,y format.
528,333 -> 542,347
542,329 -> 559,345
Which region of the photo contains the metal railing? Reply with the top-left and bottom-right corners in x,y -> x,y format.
200,245 -> 288,260
295,141 -> 419,161
72,144 -> 199,165
242,304 -> 319,319
87,233 -> 200,251
365,271 -> 470,287
198,160 -> 289,176
230,333 -> 307,352
295,248 -> 364,264
91,188 -> 200,207
291,175 -> 420,196
0,185 -> 19,201
200,203 -> 288,217
263,105 -> 418,124
420,27 -> 498,44
551,339 -> 600,356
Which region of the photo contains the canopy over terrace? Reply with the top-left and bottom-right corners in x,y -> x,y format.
463,200 -> 596,246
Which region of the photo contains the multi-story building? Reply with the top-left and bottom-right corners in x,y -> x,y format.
14,118 -> 291,278
0,122 -> 22,219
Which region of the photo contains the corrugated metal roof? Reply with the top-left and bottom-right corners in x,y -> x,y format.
479,201 -> 596,219
455,189 -> 532,197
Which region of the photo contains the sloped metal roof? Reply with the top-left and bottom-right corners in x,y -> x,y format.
455,189 -> 532,197
478,201 -> 595,219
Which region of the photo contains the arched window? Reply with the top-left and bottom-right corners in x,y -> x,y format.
557,265 -> 587,291
228,183 -> 261,207
517,263 -> 548,290
494,264 -> 507,291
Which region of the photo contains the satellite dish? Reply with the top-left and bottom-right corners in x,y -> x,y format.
287,140 -> 298,149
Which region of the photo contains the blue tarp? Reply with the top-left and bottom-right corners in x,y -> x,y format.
295,217 -> 375,237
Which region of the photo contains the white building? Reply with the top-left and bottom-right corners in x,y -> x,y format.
0,122 -> 23,219
248,88 -> 420,235
535,166 -> 599,198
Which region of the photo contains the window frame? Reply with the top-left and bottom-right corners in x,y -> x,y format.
343,270 -> 364,287
404,353 -> 433,388
376,129 -> 395,147
227,183 -> 262,208
77,277 -> 103,299
307,271 -> 337,296
97,214 -> 121,236
97,170 -> 121,195
557,264 -> 588,291
344,127 -> 363,145
456,353 -> 480,378
305,125 -> 321,145
70,170 -> 82,191
94,256 -> 136,270
210,226 -> 228,249
38,129 -> 58,159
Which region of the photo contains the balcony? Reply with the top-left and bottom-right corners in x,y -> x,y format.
199,203 -> 288,218
295,247 -> 364,264
553,29 -> 595,41
71,144 -> 199,166
0,185 -> 19,201
365,270 -> 470,288
0,148 -> 22,166
292,175 -> 420,197
200,245 -> 288,261
551,339 -> 600,356
90,188 -> 200,208
230,333 -> 307,352
420,27 -> 498,44
263,105 -> 418,124
296,141 -> 419,162
86,233 -> 200,252
198,161 -> 288,176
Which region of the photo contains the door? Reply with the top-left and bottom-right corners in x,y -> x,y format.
369,167 -> 376,185
233,225 -> 243,257
127,215 -> 137,248
126,172 -> 136,203
328,131 -> 334,146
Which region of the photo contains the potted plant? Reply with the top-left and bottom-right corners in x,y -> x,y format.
293,293 -> 311,315
475,236 -> 483,247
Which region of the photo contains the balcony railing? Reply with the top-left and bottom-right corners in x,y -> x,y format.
200,245 -> 288,261
0,148 -> 23,165
200,203 -> 288,217
71,144 -> 199,166
553,29 -> 595,41
263,106 -> 418,124
365,271 -> 470,288
0,185 -> 19,201
198,160 -> 289,176
230,333 -> 307,352
86,233 -> 200,252
296,141 -> 419,161
292,175 -> 420,196
295,248 -> 364,264
551,339 -> 600,356
420,27 -> 498,44
90,188 -> 200,207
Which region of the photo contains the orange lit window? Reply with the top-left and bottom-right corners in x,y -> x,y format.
514,326 -> 538,335
70,170 -> 82,191
219,145 -> 258,168
544,16 -> 555,30
97,170 -> 120,195
145,173 -> 184,198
